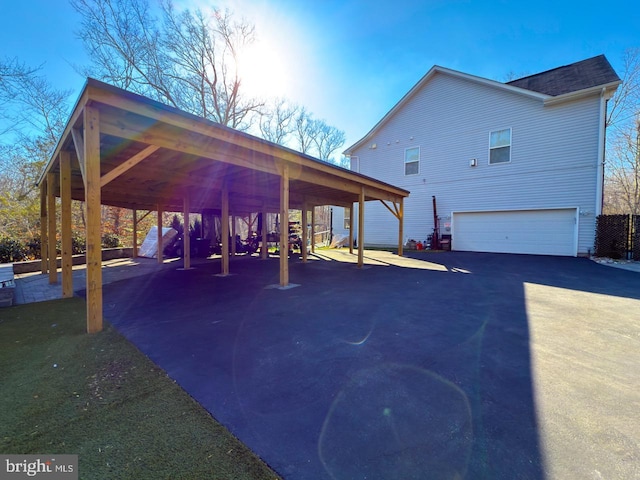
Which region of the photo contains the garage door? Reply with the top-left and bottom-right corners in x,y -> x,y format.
452,208 -> 577,256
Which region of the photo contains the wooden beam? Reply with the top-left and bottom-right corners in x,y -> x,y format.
71,127 -> 86,185
60,152 -> 73,298
40,183 -> 48,274
183,197 -> 191,269
100,113 -> 280,177
398,197 -> 404,257
221,184 -> 229,275
84,105 -> 103,333
132,209 -> 138,258
157,208 -> 163,264
358,187 -> 365,268
310,207 -> 316,254
280,165 -> 289,286
100,144 -> 159,187
261,207 -> 268,260
90,85 -> 410,200
349,204 -> 354,254
380,200 -> 400,219
38,90 -> 88,185
231,215 -> 236,256
301,205 -> 308,263
138,210 -> 153,222
47,173 -> 57,285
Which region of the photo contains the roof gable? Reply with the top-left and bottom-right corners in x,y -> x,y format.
507,55 -> 621,97
346,55 -> 620,155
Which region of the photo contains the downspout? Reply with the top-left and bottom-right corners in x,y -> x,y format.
595,87 -> 607,216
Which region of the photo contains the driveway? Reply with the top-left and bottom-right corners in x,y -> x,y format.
97,251 -> 640,480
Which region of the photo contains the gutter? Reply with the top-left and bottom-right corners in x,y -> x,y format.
595,87 -> 607,216
543,81 -> 621,106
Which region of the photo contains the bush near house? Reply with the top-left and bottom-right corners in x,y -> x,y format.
0,233 -> 121,264
0,236 -> 29,263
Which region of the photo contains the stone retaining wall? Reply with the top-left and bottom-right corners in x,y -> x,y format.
11,248 -> 134,274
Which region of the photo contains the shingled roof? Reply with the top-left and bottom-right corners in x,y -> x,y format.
507,54 -> 620,96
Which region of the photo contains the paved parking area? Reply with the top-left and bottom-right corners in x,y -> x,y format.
78,251 -> 640,480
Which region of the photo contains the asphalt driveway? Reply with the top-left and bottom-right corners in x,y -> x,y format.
97,251 -> 640,480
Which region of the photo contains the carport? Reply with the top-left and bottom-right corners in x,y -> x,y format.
36,79 -> 409,334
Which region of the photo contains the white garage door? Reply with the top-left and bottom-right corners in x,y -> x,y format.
452,209 -> 578,256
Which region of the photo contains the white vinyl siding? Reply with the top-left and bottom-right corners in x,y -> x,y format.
350,71 -> 601,255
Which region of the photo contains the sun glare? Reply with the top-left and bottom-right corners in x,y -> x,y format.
239,36 -> 292,99
184,0 -> 303,102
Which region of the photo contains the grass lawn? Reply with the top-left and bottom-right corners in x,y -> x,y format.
0,298 -> 280,480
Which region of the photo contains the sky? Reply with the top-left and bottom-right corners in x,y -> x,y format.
1,0 -> 639,153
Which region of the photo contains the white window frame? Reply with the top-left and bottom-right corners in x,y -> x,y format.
343,207 -> 350,229
404,146 -> 420,175
489,128 -> 512,165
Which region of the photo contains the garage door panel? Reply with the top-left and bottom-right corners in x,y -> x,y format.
452,209 -> 577,256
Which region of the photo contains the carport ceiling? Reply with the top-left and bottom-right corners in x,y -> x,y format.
39,79 -> 409,214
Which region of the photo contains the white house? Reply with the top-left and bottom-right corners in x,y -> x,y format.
334,55 -> 621,256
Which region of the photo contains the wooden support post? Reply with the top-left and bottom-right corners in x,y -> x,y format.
156,208 -> 163,264
183,197 -> 191,269
310,207 -> 316,254
261,208 -> 268,260
60,152 -> 73,298
221,184 -> 229,275
231,215 -> 236,256
47,173 -> 57,284
84,105 -> 103,333
301,205 -> 308,262
40,183 -> 48,274
397,198 -> 404,257
349,204 -> 354,254
358,187 -> 365,268
132,209 -> 138,258
280,165 -> 289,287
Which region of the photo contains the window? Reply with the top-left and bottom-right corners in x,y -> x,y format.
405,147 -> 420,175
489,128 -> 511,164
350,156 -> 359,173
343,208 -> 350,229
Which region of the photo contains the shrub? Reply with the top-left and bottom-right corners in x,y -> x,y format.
101,233 -> 120,248
0,236 -> 29,263
26,236 -> 41,259
72,233 -> 86,254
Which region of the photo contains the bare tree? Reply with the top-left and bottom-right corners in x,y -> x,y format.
312,121 -> 346,162
604,48 -> 640,215
0,58 -> 41,135
289,108 -> 346,164
71,0 -> 263,130
606,48 -> 640,130
0,60 -> 71,239
292,107 -> 317,155
605,118 -> 640,215
258,98 -> 299,144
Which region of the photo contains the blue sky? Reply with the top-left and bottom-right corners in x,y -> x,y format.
1,0 -> 638,152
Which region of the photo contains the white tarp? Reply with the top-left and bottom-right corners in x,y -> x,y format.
138,227 -> 178,258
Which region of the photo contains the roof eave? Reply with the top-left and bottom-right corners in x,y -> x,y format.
542,80 -> 622,106
37,80 -> 91,187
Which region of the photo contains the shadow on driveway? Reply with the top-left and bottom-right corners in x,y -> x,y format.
92,251 -> 640,480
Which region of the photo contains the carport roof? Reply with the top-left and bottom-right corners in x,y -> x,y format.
38,78 -> 409,213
